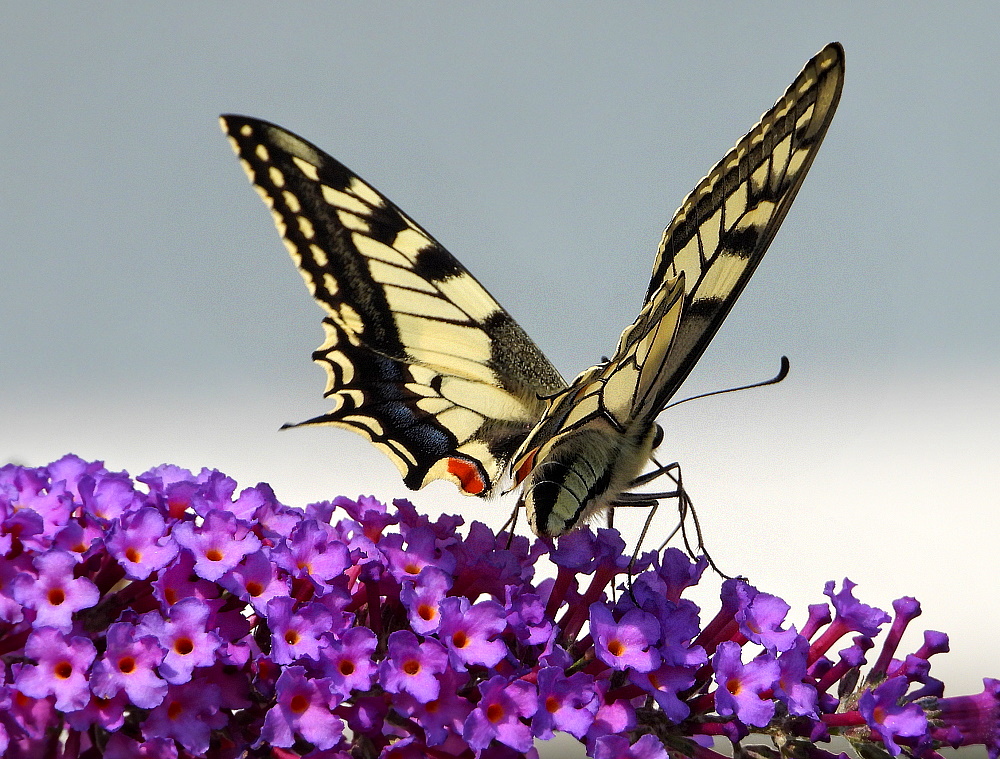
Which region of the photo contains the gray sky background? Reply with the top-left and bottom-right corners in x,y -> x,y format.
3,3 -> 998,737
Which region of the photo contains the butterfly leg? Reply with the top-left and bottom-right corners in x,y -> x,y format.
500,503 -> 521,549
618,460 -> 732,579
629,458 -> 682,490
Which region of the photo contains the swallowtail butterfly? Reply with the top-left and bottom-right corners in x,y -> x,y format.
222,43 -> 843,537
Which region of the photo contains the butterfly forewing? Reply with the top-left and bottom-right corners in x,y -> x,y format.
514,44 -> 844,536
222,116 -> 566,496
638,42 -> 844,414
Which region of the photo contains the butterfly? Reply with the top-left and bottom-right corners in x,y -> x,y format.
221,42 -> 843,538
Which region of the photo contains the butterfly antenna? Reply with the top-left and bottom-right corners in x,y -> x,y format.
664,356 -> 790,412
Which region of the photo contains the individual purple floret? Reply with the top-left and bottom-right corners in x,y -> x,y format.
712,640 -> 781,727
379,629 -> 448,702
14,627 -> 96,712
135,597 -> 222,684
259,666 -> 344,750
89,621 -> 168,708
464,674 -> 538,752
10,549 -> 100,632
0,453 -> 996,758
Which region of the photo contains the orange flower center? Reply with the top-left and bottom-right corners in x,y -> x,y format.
246,581 -> 264,597
486,702 -> 504,723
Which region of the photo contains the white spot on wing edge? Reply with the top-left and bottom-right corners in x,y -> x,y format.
321,273 -> 340,298
315,335 -> 356,386
297,216 -> 316,239
309,244 -> 331,268
282,190 -> 301,213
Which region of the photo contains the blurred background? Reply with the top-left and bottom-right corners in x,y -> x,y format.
2,5 -> 997,755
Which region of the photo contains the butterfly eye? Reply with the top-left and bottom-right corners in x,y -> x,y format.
651,424 -> 664,450
514,448 -> 539,485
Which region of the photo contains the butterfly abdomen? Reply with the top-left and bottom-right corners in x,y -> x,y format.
523,417 -> 659,537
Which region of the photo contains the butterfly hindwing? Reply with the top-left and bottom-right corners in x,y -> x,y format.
221,116 -> 566,496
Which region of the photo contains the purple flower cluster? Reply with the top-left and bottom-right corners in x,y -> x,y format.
0,454 -> 996,759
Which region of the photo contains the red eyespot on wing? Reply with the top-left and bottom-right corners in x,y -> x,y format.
514,448 -> 539,485
448,458 -> 486,495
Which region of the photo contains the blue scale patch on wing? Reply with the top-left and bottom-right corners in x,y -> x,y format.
221,115 -> 566,496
